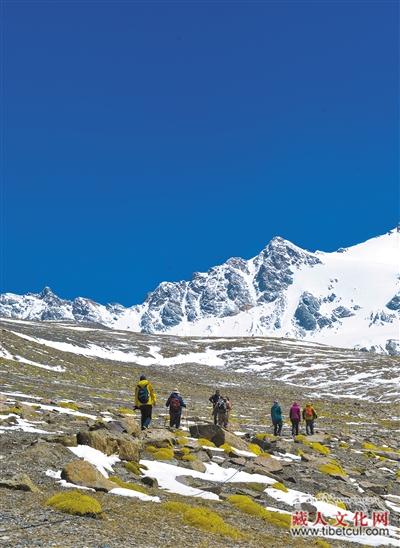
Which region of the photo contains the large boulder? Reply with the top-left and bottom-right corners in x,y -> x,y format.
142,429 -> 176,448
0,474 -> 40,493
24,440 -> 71,469
251,455 -> 283,473
61,460 -> 116,492
189,424 -> 248,450
77,429 -> 141,462
105,417 -> 141,437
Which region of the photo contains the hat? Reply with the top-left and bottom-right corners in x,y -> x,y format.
173,388 -> 179,393
274,400 -> 278,404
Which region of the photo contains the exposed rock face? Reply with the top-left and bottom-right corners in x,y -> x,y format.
61,460 -> 116,492
386,293 -> 400,311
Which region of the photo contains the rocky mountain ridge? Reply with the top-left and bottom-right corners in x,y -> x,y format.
1,227 -> 399,354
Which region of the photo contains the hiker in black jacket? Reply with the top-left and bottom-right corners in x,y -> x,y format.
209,389 -> 221,425
166,388 -> 186,428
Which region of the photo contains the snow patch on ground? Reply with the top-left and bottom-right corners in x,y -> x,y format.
14,355 -> 65,372
68,445 -> 120,477
140,459 -> 275,500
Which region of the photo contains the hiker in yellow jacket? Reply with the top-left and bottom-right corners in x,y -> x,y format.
134,375 -> 156,430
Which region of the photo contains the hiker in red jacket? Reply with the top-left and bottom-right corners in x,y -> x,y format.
165,388 -> 186,429
289,401 -> 301,437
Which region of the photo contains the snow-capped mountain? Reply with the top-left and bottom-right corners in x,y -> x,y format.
1,227 -> 399,354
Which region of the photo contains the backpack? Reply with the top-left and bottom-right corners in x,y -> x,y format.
217,399 -> 227,412
305,407 -> 314,419
138,385 -> 149,404
169,396 -> 181,411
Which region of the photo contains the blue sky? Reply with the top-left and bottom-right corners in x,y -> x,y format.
3,1 -> 398,305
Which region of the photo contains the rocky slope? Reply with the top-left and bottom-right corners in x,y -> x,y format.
1,227 -> 399,354
0,319 -> 399,547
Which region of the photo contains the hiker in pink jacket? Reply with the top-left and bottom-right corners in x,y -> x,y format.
289,402 -> 301,437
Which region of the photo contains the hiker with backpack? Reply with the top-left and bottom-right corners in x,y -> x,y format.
271,400 -> 283,436
289,401 -> 301,437
165,388 -> 186,429
216,397 -> 228,427
224,397 -> 232,428
209,389 -> 221,425
134,375 -> 156,430
302,402 -> 317,435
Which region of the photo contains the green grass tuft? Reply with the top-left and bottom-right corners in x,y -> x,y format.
197,438 -> 215,447
164,501 -> 244,539
58,401 -> 79,411
109,476 -> 148,493
45,491 -> 102,517
227,495 -> 290,528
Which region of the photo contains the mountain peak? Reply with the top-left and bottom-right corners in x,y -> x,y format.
39,286 -> 55,299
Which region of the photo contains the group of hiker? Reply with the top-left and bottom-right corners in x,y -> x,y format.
271,400 -> 318,437
134,375 -> 186,430
134,375 -> 317,437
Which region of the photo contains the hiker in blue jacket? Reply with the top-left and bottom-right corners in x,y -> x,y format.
166,388 -> 186,429
271,400 -> 283,436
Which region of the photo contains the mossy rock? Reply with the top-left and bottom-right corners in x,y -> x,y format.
319,460 -> 347,479
247,443 -> 263,456
220,443 -> 233,454
125,461 -> 141,476
305,442 -> 330,456
176,437 -> 189,446
271,481 -> 288,493
6,406 -> 23,416
181,453 -> 196,462
151,447 -> 174,460
45,491 -> 102,517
